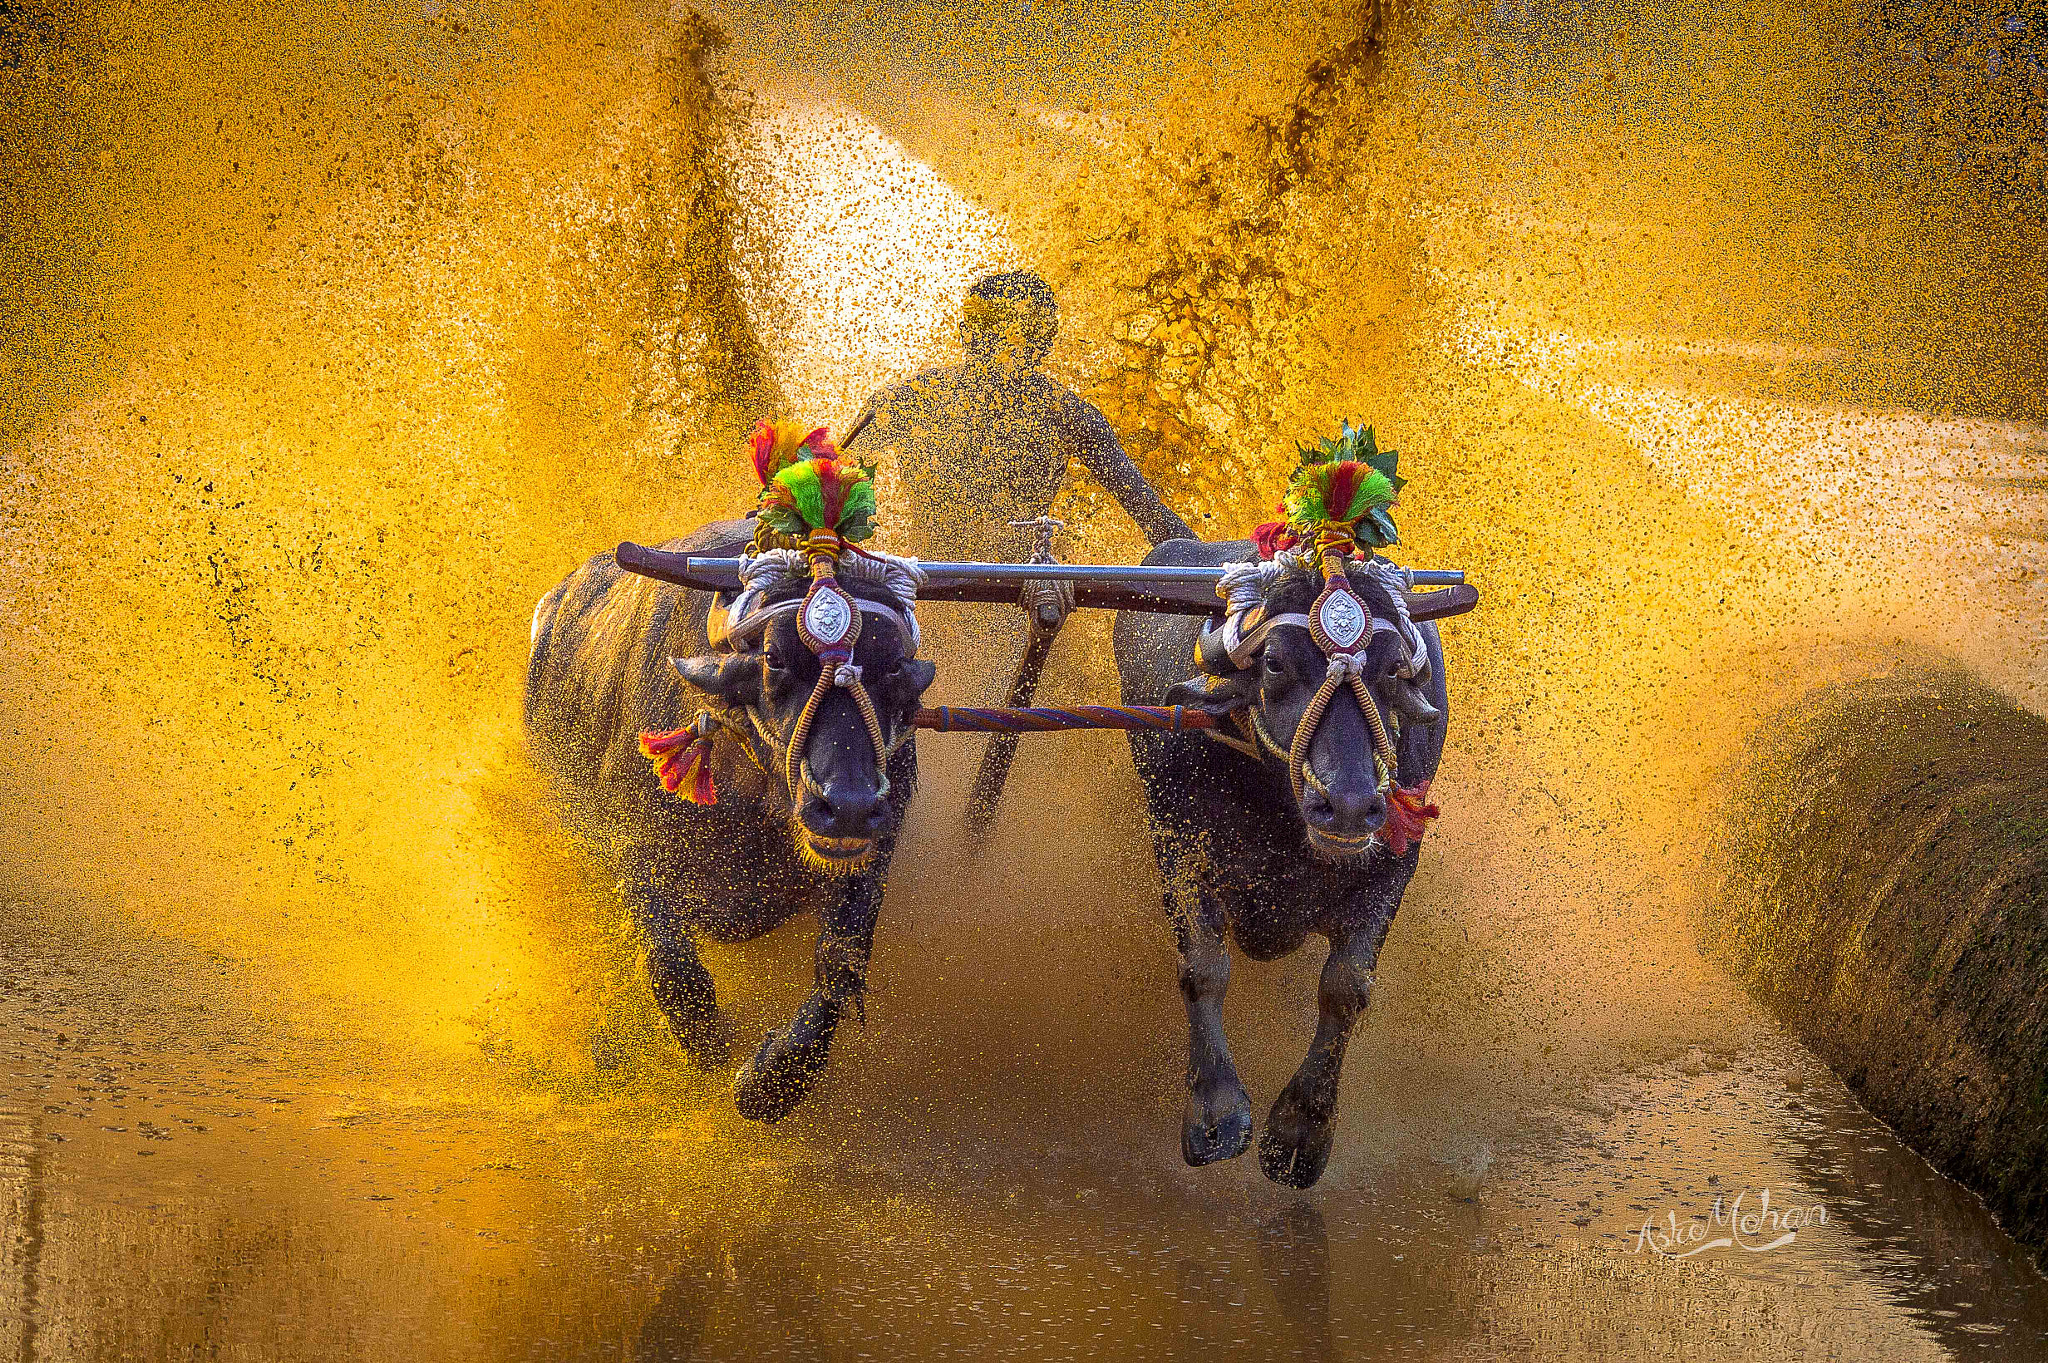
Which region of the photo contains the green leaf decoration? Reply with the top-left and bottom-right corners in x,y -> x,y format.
1360,505 -> 1400,548
1296,420 -> 1402,488
757,503 -> 810,538
1365,448 -> 1405,495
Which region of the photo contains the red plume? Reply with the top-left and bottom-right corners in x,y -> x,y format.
1383,780 -> 1440,856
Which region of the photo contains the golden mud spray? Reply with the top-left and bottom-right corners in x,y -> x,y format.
2,1 -> 2045,1354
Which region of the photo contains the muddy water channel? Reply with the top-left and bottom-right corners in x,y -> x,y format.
9,872 -> 2048,1361
6,0 -> 2048,1358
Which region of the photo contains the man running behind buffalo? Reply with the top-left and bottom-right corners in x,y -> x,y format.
852,271 -> 1194,588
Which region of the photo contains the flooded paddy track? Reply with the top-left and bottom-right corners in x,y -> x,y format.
7,890 -> 2048,1358
4,0 -> 2048,1357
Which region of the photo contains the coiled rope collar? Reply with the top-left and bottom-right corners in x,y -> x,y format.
1284,529 -> 1404,809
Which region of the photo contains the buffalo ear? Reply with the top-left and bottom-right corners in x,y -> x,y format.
1385,678 -> 1440,723
901,658 -> 937,699
671,653 -> 760,707
1162,671 -> 1259,717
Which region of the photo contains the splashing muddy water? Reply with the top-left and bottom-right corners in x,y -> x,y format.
3,0 -> 2047,1357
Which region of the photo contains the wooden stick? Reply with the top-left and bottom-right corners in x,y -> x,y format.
965,615 -> 1060,840
616,542 -> 1481,622
915,705 -> 1219,732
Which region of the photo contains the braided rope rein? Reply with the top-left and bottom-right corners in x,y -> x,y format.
779,529 -> 894,801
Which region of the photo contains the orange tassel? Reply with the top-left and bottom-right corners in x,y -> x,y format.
1383,780 -> 1440,857
639,725 -> 718,805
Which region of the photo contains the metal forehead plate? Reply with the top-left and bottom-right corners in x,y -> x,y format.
799,579 -> 860,653
1312,581 -> 1369,653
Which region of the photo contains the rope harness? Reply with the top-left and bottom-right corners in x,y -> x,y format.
1285,528 -> 1404,809
642,535 -> 1438,852
635,414 -> 1443,858
781,530 -> 893,799
1190,533 -> 1440,854
640,533 -> 925,807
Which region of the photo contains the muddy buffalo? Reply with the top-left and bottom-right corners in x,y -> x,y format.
1114,539 -> 1448,1187
525,520 -> 935,1120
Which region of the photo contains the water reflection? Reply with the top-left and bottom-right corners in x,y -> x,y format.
1254,1204 -> 1334,1362
637,1229 -> 838,1363
0,1103 -> 45,1363
1772,1053 -> 2048,1356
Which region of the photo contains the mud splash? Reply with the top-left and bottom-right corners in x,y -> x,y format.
3,0 -> 2047,1356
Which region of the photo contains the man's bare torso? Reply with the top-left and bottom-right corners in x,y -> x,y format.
863,363 -> 1186,561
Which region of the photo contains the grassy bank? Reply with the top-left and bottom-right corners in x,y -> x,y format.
1703,663 -> 2048,1267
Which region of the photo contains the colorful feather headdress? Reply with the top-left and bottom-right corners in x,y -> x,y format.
747,417 -> 878,548
640,417 -> 879,807
1251,420 -> 1405,561
749,418 -> 836,483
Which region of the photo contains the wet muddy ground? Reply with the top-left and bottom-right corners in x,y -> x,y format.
7,875 -> 2048,1360
6,1 -> 2047,1358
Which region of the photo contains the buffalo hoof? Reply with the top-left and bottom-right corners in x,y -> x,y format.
670,1008 -> 734,1072
732,1025 -> 832,1123
1257,1086 -> 1336,1189
1183,1081 -> 1254,1167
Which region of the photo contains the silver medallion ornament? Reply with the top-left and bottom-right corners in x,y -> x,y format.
798,578 -> 861,656
1314,588 -> 1368,652
1309,571 -> 1371,658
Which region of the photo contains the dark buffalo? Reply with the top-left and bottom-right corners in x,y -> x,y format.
1113,538 -> 1448,1187
525,519 -> 936,1121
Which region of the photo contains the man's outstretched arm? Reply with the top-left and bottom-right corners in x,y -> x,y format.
1070,401 -> 1196,545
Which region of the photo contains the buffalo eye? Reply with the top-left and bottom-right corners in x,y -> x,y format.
1260,650 -> 1298,691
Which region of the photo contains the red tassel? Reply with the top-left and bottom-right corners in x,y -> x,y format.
638,727 -> 718,805
1252,520 -> 1299,560
1383,780 -> 1440,856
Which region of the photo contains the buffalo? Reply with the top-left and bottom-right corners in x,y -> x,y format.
525,519 -> 936,1120
1113,538 -> 1448,1187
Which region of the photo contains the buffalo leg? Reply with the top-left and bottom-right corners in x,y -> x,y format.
624,853 -> 731,1069
1172,884 -> 1253,1166
1258,924 -> 1384,1188
733,869 -> 883,1123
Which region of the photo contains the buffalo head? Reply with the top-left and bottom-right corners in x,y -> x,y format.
674,576 -> 936,874
1164,563 -> 1438,859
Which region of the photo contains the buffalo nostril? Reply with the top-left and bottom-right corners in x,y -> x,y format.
813,785 -> 882,839
1324,789 -> 1385,834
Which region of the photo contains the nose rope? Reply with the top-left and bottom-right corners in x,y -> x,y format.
783,530 -> 895,804
1286,654 -> 1399,809
783,666 -> 892,802
1286,537 -> 1404,811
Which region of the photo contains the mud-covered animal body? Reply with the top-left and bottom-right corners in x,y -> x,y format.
526,518 -> 935,1120
1114,536 -> 1448,1186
